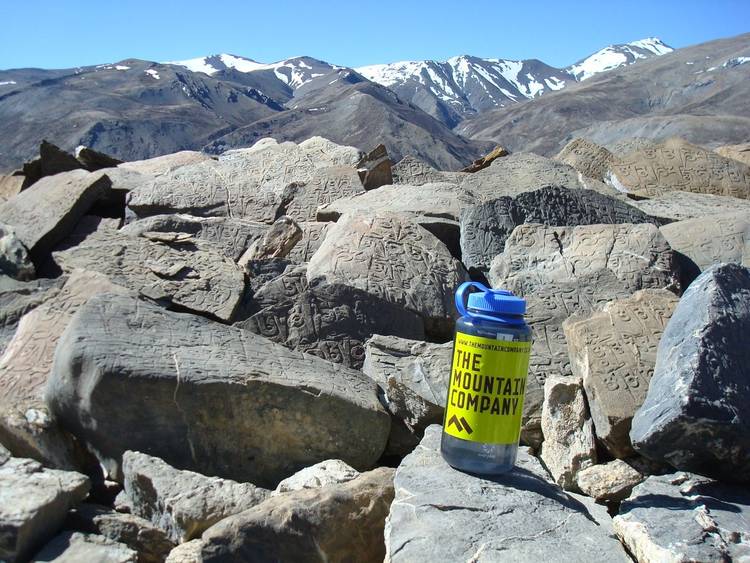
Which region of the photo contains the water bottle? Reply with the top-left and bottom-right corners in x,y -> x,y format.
441,281 -> 532,474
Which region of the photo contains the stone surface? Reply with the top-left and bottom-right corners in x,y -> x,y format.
631,264 -> 750,483
118,151 -> 214,176
283,166 -> 365,222
237,215 -> 301,264
385,426 -> 629,562
164,540 -> 202,563
0,169 -> 110,259
273,459 -> 360,494
75,145 -> 123,171
609,137 -> 750,199
0,457 -> 90,562
0,270 -> 129,469
47,293 -> 390,487
564,289 -> 679,458
0,276 -> 63,356
614,473 -> 750,562
555,138 -> 616,182
461,145 -> 509,173
715,142 -> 750,167
307,213 -> 467,338
576,460 -> 643,503
237,266 -> 425,368
285,221 -> 330,262
64,504 -> 174,563
357,144 -> 393,190
22,140 -> 84,188
461,186 -> 660,273
631,190 -> 750,221
53,230 -> 245,321
391,155 -> 466,186
0,223 -> 34,280
120,214 -> 268,261
0,173 -> 24,203
540,377 -> 597,491
31,531 -> 137,563
120,451 -> 270,543
194,467 -> 395,563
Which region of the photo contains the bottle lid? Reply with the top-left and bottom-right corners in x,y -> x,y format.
455,281 -> 526,323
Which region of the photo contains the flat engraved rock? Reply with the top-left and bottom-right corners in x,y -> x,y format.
46,293 -> 390,488
283,166 -> 365,222
391,156 -> 466,186
555,138 -> 616,182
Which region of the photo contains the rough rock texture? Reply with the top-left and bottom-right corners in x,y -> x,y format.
118,151 -> 213,176
285,221 -> 330,263
120,451 -> 270,543
391,155 -> 466,186
273,459 -> 360,494
164,540 -> 203,563
0,270 -> 129,469
307,213 -> 467,338
21,141 -> 84,188
0,222 -> 34,280
0,173 -> 24,203
540,377 -> 597,491
385,426 -> 629,562
555,138 -> 616,182
120,214 -> 268,261
614,473 -> 750,562
715,142 -> 750,166
31,531 -> 137,563
461,145 -> 509,173
75,145 -> 123,171
47,294 -> 390,487
460,186 -> 659,273
237,266 -> 425,368
632,190 -> 750,221
0,277 -> 63,356
564,290 -> 679,458
576,460 -> 643,503
283,166 -> 365,222
0,457 -> 90,562
630,264 -> 750,482
53,230 -> 245,322
609,137 -> 750,199
357,144 -> 393,190
64,504 -> 175,563
0,169 -> 110,259
194,467 -> 395,563
237,215 -> 301,264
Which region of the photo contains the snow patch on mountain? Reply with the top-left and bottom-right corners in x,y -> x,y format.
568,37 -> 674,80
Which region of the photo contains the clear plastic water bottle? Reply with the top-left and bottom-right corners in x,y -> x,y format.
441,281 -> 532,474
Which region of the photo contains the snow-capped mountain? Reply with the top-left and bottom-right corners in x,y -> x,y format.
567,37 -> 674,80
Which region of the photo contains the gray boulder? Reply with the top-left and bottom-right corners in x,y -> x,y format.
118,151 -> 213,176
631,263 -> 750,482
21,140 -> 84,188
283,166 -> 365,222
285,221 -> 330,263
632,190 -> 750,221
385,426 -> 629,562
31,532 -> 137,563
0,173 -> 24,203
0,223 -> 34,280
47,293 -> 390,487
237,215 -> 301,264
554,138 -> 615,182
273,459 -> 360,494
391,155 -> 466,186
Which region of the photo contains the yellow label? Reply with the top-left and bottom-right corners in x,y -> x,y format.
443,332 -> 531,444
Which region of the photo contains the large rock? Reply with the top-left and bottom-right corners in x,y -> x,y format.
53,230 -> 245,321
21,140 -> 84,188
576,460 -> 643,503
236,266 -> 425,368
555,138 -> 615,182
0,169 -> 110,259
0,276 -> 64,356
31,531 -> 137,563
357,144 -> 393,190
715,142 -> 750,167
285,221 -> 330,262
307,213 -> 466,338
118,151 -> 214,176
0,457 -> 90,562
283,166 -> 365,222
47,293 -> 391,487
391,155 -> 466,186
630,264 -> 750,482
564,290 -> 679,458
461,186 -> 660,274
614,473 -> 750,562
540,377 -> 597,491
631,190 -> 750,221
461,145 -> 509,173
120,451 -> 270,543
609,137 -> 750,199
0,223 -> 34,280
74,145 -> 123,171
193,467 -> 395,563
120,214 -> 268,261
237,215 -> 301,264
0,173 -> 24,203
385,426 -> 629,562
0,270 -> 129,469
273,459 -> 360,494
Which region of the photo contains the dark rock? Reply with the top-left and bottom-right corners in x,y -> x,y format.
75,146 -> 123,171
22,141 -> 84,188
357,144 -> 393,190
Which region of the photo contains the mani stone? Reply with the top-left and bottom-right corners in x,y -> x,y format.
357,143 -> 393,190
307,213 -> 467,339
715,142 -> 750,167
631,190 -> 750,221
555,138 -> 615,182
608,137 -> 750,199
238,215 -> 302,264
0,270 -> 129,469
120,214 -> 268,261
285,221 -> 330,262
283,166 -> 365,222
576,460 -> 644,503
391,155 -> 466,186
118,151 -> 214,176
120,451 -> 270,543
31,532 -> 137,563
540,377 -> 597,492
0,277 -> 64,356
613,473 -> 750,562
236,266 -> 425,369
564,289 -> 679,458
461,145 -> 509,173
46,293 -> 390,488
385,426 -> 629,563
273,459 -> 360,494
460,186 -> 659,274
0,457 -> 90,563
630,264 -> 750,483
0,223 -> 34,280
53,230 -> 245,322
0,169 -> 110,259
192,467 -> 395,563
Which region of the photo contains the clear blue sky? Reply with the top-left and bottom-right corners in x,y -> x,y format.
1,0 -> 748,70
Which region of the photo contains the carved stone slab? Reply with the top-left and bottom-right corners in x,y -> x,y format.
391,156 -> 466,186
631,191 -> 750,221
555,138 -> 616,182
53,231 -> 245,321
564,289 -> 679,458
47,293 -> 391,487
285,222 -> 330,263
0,277 -> 64,357
461,186 -> 660,273
307,213 -> 467,338
118,151 -> 214,176
357,143 -> 393,190
283,166 -> 365,222
609,137 -> 750,199
0,170 -> 110,258
715,142 -> 750,167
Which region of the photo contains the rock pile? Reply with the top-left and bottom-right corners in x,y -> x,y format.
1,136 -> 749,561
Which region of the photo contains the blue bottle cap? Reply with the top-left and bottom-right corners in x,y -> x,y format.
455,281 -> 526,323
